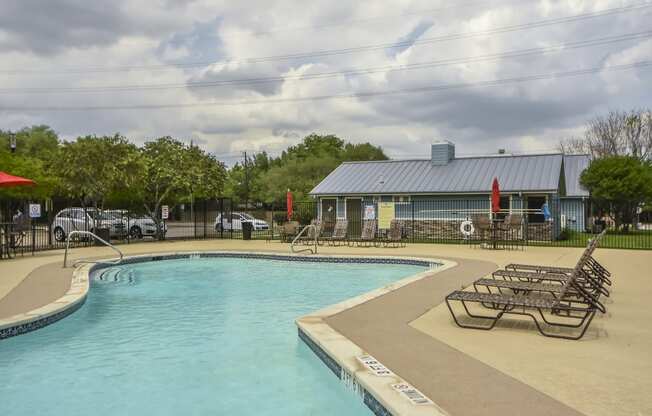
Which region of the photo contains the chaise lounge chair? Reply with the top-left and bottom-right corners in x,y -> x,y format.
382,220 -> 406,248
445,241 -> 608,340
474,238 -> 610,300
504,230 -> 609,276
498,230 -> 611,289
325,219 -> 348,246
354,219 -> 378,247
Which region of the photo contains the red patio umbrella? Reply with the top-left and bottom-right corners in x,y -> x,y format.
0,171 -> 35,188
286,190 -> 293,220
491,177 -> 501,214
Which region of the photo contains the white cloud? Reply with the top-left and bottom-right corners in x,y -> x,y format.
0,0 -> 650,160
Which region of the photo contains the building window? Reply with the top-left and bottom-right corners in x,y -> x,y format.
527,196 -> 547,223
393,196 -> 411,203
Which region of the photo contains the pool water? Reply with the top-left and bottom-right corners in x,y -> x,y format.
0,257 -> 425,415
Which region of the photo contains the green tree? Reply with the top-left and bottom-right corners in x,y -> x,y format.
580,156 -> 652,232
136,137 -> 226,236
226,134 -> 387,205
0,125 -> 60,161
0,152 -> 58,202
51,134 -> 140,213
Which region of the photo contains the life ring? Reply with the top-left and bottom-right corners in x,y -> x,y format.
460,220 -> 475,237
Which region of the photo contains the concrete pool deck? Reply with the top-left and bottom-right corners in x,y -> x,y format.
1,240 -> 650,416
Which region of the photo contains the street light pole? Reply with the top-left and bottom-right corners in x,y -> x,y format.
243,151 -> 249,210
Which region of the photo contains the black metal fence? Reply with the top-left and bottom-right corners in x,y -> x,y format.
1,196 -> 650,259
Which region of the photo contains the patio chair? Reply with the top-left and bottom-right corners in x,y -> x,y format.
4,214 -> 30,257
355,219 -> 378,247
324,219 -> 348,246
382,220 -> 406,248
445,243 -> 606,340
498,214 -> 524,250
470,214 -> 492,245
279,221 -> 300,243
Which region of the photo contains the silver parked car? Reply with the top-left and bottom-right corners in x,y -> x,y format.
51,208 -> 126,242
103,209 -> 166,239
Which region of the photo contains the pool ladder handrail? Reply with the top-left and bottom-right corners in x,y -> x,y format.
63,230 -> 124,268
290,224 -> 318,254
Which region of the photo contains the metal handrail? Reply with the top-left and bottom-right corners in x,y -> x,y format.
63,230 -> 124,268
290,224 -> 318,254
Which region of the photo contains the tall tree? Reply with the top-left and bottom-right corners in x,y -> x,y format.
560,109 -> 652,160
580,156 -> 652,232
51,134 -> 140,211
137,137 -> 226,236
236,133 -> 387,204
0,151 -> 58,202
0,125 -> 60,161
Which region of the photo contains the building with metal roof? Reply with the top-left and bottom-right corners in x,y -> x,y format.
310,142 -> 591,237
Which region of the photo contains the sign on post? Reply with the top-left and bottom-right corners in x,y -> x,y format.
363,204 -> 376,220
29,203 -> 41,218
378,202 -> 395,229
161,205 -> 169,220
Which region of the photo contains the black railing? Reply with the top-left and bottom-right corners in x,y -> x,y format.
1,197 -> 650,259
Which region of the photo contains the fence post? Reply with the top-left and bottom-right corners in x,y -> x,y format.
219,198 -> 223,239
411,201 -> 415,244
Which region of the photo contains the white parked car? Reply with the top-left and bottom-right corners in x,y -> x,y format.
214,212 -> 269,231
103,210 -> 166,239
51,208 -> 126,242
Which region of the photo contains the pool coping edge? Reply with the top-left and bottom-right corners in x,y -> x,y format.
0,250 -> 453,415
0,263 -> 91,339
296,256 -> 456,416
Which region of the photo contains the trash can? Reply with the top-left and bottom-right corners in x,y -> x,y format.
242,221 -> 253,240
94,228 -> 111,245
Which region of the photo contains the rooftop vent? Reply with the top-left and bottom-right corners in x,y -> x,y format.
431,141 -> 455,166
498,148 -> 506,154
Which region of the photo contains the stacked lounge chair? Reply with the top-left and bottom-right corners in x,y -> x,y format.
445,230 -> 610,340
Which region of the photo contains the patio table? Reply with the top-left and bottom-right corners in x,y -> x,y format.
488,218 -> 504,250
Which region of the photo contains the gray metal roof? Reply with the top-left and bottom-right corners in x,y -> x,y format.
563,154 -> 590,197
310,153 -> 565,195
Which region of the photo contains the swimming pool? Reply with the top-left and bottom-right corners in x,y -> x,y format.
0,255 -> 427,415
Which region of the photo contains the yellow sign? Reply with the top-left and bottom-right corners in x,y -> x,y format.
378,202 -> 395,229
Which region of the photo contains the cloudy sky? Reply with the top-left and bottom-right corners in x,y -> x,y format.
0,0 -> 650,163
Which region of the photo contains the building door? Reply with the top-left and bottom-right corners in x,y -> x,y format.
526,196 -> 546,223
346,198 -> 362,238
321,199 -> 336,234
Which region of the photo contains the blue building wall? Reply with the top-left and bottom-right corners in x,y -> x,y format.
407,195 -> 490,220
321,194 -> 570,231
560,198 -> 587,232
